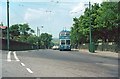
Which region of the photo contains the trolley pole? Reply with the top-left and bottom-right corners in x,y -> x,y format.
7,0 -> 10,51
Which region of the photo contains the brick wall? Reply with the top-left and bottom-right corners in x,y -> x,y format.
1,38 -> 37,51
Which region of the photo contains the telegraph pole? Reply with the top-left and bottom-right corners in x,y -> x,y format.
37,26 -> 43,49
37,27 -> 39,49
89,1 -> 95,53
37,27 -> 41,49
89,1 -> 92,52
7,0 -> 10,51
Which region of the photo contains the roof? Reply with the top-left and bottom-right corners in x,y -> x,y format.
0,26 -> 7,29
59,30 -> 70,34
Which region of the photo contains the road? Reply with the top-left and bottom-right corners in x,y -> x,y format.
1,49 -> 118,77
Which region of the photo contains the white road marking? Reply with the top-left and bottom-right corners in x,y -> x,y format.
7,51 -> 34,74
13,51 -> 20,61
26,68 -> 33,73
21,63 -> 25,66
7,51 -> 11,62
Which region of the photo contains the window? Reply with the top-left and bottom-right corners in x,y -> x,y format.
66,33 -> 70,36
61,40 -> 65,45
60,33 -> 65,36
66,40 -> 70,45
60,32 -> 65,36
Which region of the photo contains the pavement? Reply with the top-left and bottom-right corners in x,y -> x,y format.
72,49 -> 118,59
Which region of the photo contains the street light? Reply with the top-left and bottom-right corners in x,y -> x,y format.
37,27 -> 39,49
37,26 -> 43,49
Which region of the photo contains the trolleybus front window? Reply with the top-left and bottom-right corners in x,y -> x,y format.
61,40 -> 65,45
66,40 -> 70,45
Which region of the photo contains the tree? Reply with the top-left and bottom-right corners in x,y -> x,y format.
9,24 -> 20,40
71,3 -> 100,48
19,23 -> 34,36
40,33 -> 52,49
95,2 -> 118,42
18,23 -> 35,42
9,23 -> 35,43
70,2 -> 119,50
27,35 -> 38,44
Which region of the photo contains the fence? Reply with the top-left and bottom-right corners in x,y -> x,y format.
1,38 -> 37,51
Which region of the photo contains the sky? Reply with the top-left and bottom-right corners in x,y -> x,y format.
0,0 -> 103,38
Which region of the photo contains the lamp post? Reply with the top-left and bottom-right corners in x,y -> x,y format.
7,0 -> 10,51
39,26 -> 43,36
37,26 -> 43,49
37,27 -> 39,49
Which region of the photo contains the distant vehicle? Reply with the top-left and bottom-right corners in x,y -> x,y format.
59,30 -> 71,51
52,45 -> 59,50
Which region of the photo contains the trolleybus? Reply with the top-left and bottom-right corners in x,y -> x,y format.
59,30 -> 71,51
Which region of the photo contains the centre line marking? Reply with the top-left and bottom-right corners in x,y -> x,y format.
26,68 -> 33,74
21,63 -> 25,66
13,51 -> 20,61
7,51 -> 11,62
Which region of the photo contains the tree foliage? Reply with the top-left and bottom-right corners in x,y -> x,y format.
40,33 -> 52,49
71,2 -> 119,48
9,24 -> 20,40
1,23 -> 53,49
9,23 -> 35,42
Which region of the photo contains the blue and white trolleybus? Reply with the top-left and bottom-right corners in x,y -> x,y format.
59,30 -> 71,51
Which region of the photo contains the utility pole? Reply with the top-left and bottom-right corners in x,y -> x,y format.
37,26 -> 43,49
89,1 -> 95,53
7,0 -> 10,51
37,27 -> 39,49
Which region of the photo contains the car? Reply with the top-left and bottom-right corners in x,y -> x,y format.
52,45 -> 59,50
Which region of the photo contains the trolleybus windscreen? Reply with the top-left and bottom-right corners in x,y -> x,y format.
61,40 -> 65,45
66,40 -> 70,45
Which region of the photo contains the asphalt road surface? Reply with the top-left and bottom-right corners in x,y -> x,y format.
1,49 -> 118,77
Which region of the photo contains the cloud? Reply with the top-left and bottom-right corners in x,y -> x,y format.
70,3 -> 85,13
24,8 -> 55,36
69,0 -> 103,17
69,3 -> 85,17
24,8 -> 54,22
90,0 -> 103,4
